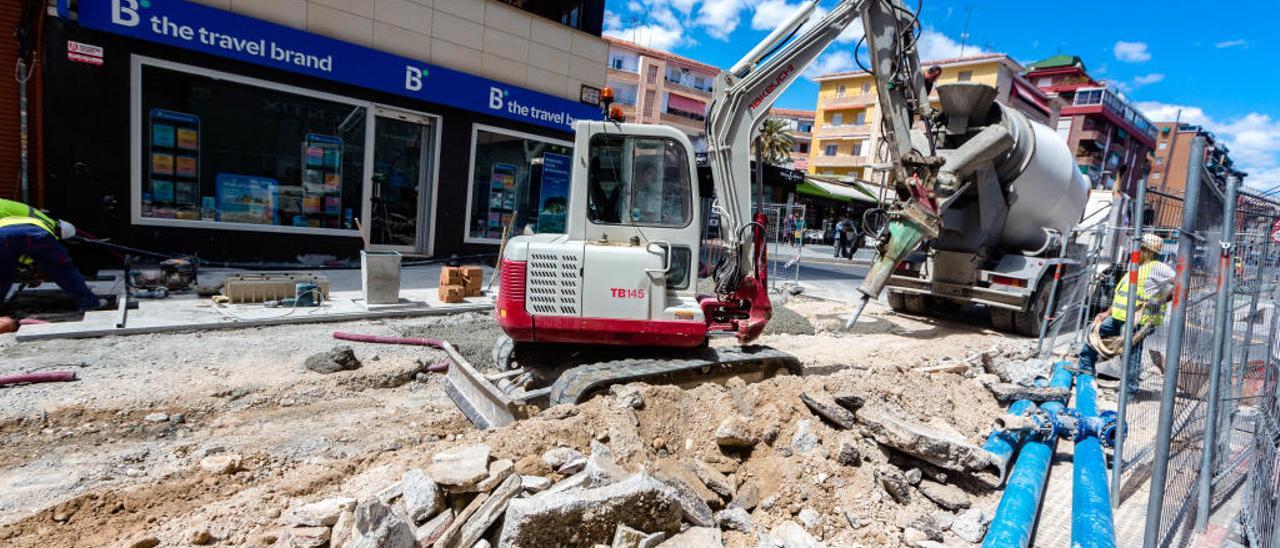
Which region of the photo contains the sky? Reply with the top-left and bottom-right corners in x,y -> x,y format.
602,0 -> 1280,189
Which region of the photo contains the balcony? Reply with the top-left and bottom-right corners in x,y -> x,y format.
821,94 -> 876,109
812,154 -> 869,168
607,68 -> 640,84
664,76 -> 714,98
816,123 -> 872,138
1069,87 -> 1158,143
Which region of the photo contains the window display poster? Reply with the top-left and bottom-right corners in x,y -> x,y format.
216,173 -> 279,225
151,180 -> 174,203
487,162 -> 518,238
301,133 -> 343,225
151,153 -> 174,175
147,109 -> 200,218
537,152 -> 571,234
175,155 -> 197,177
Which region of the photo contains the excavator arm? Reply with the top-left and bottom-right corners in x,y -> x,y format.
702,0 -> 940,340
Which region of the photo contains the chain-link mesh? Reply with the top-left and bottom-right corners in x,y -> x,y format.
1244,293 -> 1280,547
1035,224 -> 1111,359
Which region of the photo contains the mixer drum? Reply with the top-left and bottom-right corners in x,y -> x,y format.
998,119 -> 1089,252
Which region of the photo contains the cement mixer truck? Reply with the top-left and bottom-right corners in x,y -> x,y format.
852,82 -> 1091,336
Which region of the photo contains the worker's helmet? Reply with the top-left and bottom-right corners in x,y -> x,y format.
57,220 -> 76,240
1140,233 -> 1163,254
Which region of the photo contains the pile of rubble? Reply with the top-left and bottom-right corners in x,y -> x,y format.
257,349 -> 1019,547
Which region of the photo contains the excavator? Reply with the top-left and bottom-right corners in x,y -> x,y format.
443,0 -> 1084,429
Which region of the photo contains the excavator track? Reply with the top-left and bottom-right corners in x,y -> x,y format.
548,345 -> 801,406
443,340 -> 801,429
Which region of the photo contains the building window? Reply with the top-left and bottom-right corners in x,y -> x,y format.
1153,173 -> 1161,180
797,142 -> 810,154
824,144 -> 838,156
136,61 -> 366,233
831,113 -> 843,126
1158,142 -> 1167,150
798,122 -> 812,133
1037,76 -> 1052,86
851,141 -> 863,156
466,125 -> 574,242
957,71 -> 973,82
860,82 -> 871,94
586,134 -> 691,228
854,110 -> 866,125
836,84 -> 846,97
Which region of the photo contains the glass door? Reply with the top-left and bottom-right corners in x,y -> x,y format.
369,108 -> 435,252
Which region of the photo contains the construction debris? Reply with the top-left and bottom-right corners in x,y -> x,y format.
856,404 -> 994,473
303,345 -> 362,374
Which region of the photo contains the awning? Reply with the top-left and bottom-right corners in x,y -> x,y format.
667,93 -> 706,113
796,178 -> 879,203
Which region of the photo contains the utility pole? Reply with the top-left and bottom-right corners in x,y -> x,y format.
959,6 -> 973,56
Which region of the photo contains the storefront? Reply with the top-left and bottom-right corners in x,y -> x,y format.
794,178 -> 878,243
42,1 -> 600,261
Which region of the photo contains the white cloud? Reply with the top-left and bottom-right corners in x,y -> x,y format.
605,24 -> 686,51
697,0 -> 751,40
751,1 -> 864,44
1215,39 -> 1247,49
1137,101 -> 1280,189
803,50 -> 858,79
1113,41 -> 1151,63
669,0 -> 698,14
916,27 -> 987,61
1133,73 -> 1165,86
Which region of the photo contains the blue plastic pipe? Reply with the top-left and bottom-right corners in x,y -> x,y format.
982,399 -> 1035,483
1071,373 -> 1116,547
983,362 -> 1074,548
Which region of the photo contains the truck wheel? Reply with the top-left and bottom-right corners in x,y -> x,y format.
1014,282 -> 1053,337
887,291 -> 908,312
990,308 -> 1016,333
903,294 -> 928,315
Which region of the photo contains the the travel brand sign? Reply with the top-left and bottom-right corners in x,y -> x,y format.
78,0 -> 599,131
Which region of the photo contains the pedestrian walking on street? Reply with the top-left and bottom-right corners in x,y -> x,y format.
832,218 -> 845,257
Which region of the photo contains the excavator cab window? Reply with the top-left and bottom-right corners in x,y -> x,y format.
587,134 -> 692,229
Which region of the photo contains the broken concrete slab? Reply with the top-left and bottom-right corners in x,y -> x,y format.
766,520 -> 826,548
791,419 -> 820,454
413,509 -> 453,547
800,392 -> 855,429
546,441 -> 629,495
918,480 -> 970,511
612,524 -> 665,548
715,507 -> 753,533
855,405 -> 993,473
876,465 -> 911,504
282,526 -> 330,547
499,474 -> 682,548
284,496 -> 357,527
347,500 -> 415,548
476,458 -> 515,492
728,479 -> 759,512
656,526 -> 722,547
542,446 -> 586,472
951,508 -> 989,543
434,491 -> 488,548
521,475 -> 551,493
429,444 -> 491,490
987,383 -> 1070,403
653,461 -> 719,510
401,469 -> 443,523
835,438 -> 861,466
453,474 -> 522,548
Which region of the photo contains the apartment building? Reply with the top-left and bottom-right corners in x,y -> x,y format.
37,0 -> 608,260
809,53 -> 1061,182
1025,55 -> 1157,196
769,108 -> 815,170
1146,123 -> 1245,227
604,36 -> 719,152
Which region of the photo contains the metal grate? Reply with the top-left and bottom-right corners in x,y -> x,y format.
525,251 -> 581,316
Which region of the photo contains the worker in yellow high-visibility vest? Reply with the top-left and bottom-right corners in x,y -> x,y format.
0,198 -> 102,311
1078,233 -> 1176,395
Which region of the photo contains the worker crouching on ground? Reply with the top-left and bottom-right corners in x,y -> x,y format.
0,198 -> 102,311
1077,233 -> 1176,396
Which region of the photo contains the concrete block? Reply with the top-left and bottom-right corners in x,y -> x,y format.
401,469 -> 443,523
656,526 -> 722,547
485,2 -> 533,38
373,0 -> 433,34
434,0 -> 484,23
432,11 -> 485,50
856,405 -> 993,473
373,21 -> 430,62
431,37 -> 484,71
307,3 -> 374,46
484,29 -> 530,63
231,0 -> 307,29
499,474 -> 683,548
530,16 -> 573,51
428,444 -> 491,489
311,0 -> 374,17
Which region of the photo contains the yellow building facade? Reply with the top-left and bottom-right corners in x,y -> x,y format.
808,54 -> 1061,181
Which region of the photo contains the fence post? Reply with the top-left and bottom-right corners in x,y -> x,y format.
1036,234 -> 1070,356
1196,174 -> 1239,531
1112,181 -> 1147,506
1144,136 -> 1206,546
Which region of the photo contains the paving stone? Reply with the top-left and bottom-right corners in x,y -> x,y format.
429,444 -> 491,490
499,474 -> 683,548
401,469 -> 444,523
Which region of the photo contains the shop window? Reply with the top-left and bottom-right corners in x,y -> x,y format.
138,63 -> 365,232
467,126 -> 573,242
587,134 -> 692,228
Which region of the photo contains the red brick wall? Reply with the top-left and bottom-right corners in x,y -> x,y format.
0,2 -> 23,201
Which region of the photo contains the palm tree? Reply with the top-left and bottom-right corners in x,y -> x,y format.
757,118 -> 796,167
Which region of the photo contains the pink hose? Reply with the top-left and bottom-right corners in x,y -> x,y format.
0,371 -> 78,386
426,360 -> 449,373
332,331 -> 445,349
18,319 -> 49,325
